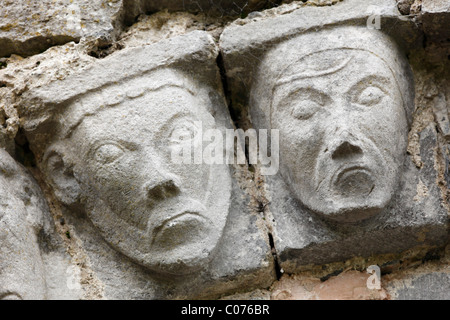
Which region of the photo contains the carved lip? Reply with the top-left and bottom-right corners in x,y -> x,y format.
159,211 -> 204,227
331,164 -> 374,189
150,200 -> 208,247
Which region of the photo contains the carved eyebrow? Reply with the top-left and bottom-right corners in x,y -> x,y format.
86,139 -> 139,160
84,113 -> 195,159
275,86 -> 331,108
159,111 -> 198,136
275,55 -> 353,88
348,75 -> 392,94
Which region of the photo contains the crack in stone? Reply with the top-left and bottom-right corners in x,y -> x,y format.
268,232 -> 283,280
215,42 -> 282,282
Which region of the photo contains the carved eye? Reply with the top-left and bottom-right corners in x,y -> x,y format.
169,122 -> 198,145
355,86 -> 385,106
94,144 -> 125,164
277,88 -> 327,121
291,100 -> 322,120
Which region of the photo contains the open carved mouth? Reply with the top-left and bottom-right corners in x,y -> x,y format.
332,166 -> 375,198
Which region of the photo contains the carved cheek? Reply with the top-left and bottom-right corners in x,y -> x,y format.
279,118 -> 324,184
84,152 -> 139,201
364,96 -> 404,142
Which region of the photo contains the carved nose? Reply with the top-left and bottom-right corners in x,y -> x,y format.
331,141 -> 363,160
144,178 -> 181,202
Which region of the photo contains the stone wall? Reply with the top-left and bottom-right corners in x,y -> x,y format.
0,0 -> 448,300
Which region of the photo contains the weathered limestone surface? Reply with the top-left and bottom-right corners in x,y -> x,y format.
0,147 -> 48,300
0,146 -> 79,300
0,0 -> 124,58
0,0 -> 300,58
385,248 -> 450,300
388,272 -> 450,299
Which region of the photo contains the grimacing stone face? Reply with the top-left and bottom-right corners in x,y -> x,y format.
251,28 -> 413,223
43,69 -> 231,275
273,50 -> 407,222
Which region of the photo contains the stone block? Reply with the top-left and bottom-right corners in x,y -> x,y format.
219,0 -> 447,273
268,124 -> 447,272
422,0 -> 450,43
387,271 -> 450,300
0,0 -> 123,58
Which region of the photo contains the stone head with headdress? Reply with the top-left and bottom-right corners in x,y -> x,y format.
20,32 -> 232,276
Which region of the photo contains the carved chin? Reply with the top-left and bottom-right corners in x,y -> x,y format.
87,200 -> 221,275
319,202 -> 385,224
149,213 -> 218,275
313,184 -> 391,224
151,243 -> 217,276
301,171 -> 393,223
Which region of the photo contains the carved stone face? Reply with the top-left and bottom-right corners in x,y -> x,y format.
271,49 -> 408,222
251,28 -> 413,223
0,149 -> 47,299
45,69 -> 231,275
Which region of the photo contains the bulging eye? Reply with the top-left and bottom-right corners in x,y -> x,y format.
291,100 -> 322,120
356,86 -> 385,106
169,122 -> 198,144
277,88 -> 327,121
94,144 -> 125,164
